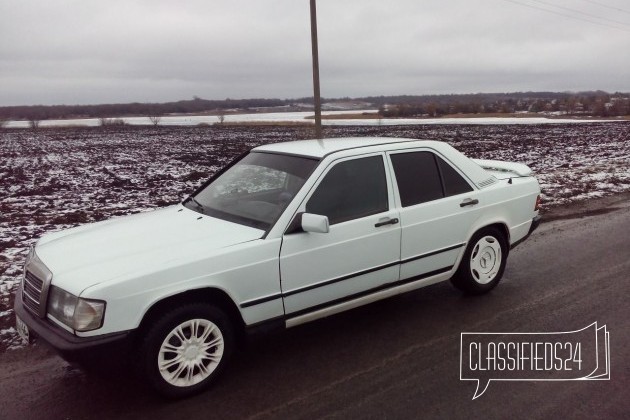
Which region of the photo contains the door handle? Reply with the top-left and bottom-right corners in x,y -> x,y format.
460,198 -> 479,207
375,218 -> 399,227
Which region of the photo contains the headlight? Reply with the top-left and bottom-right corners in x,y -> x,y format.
48,286 -> 106,332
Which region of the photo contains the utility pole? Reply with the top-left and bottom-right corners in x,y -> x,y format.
310,0 -> 322,139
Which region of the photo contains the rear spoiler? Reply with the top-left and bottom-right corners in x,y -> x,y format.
472,159 -> 533,177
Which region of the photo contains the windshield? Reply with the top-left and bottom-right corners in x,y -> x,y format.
185,152 -> 319,230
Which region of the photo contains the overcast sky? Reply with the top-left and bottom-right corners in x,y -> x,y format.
1,0 -> 629,106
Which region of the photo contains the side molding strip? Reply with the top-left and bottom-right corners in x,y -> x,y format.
286,266 -> 453,319
282,260 -> 400,297
240,293 -> 284,308
399,243 -> 465,265
239,243 -> 465,309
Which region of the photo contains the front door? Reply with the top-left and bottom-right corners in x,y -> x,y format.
280,154 -> 401,317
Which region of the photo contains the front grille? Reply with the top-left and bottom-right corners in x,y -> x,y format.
23,271 -> 44,315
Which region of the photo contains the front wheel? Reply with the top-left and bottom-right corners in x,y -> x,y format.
139,303 -> 234,398
451,227 -> 508,294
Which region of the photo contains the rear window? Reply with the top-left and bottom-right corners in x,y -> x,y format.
390,151 -> 474,207
390,152 -> 443,207
436,156 -> 473,196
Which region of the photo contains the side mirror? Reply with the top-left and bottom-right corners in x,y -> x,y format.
301,213 -> 330,233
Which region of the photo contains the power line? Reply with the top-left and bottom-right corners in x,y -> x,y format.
501,0 -> 630,32
529,0 -> 630,28
580,0 -> 630,15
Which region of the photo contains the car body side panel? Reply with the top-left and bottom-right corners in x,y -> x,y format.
396,193 -> 479,281
468,177 -> 540,245
79,238 -> 284,336
280,216 -> 401,315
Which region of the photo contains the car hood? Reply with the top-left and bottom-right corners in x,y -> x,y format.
35,205 -> 264,294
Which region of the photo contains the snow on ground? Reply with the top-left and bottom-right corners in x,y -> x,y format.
5,110 -> 371,128
4,111 -> 622,128
323,117 -> 623,126
1,122 -> 629,350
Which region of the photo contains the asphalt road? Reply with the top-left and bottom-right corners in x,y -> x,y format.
1,194 -> 629,420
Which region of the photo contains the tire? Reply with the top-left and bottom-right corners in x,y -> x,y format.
138,303 -> 234,398
451,227 -> 508,294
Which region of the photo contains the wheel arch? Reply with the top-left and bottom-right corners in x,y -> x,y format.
476,222 -> 510,245
136,288 -> 246,338
454,221 -> 510,272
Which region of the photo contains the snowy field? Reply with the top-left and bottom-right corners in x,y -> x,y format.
1,122 -> 629,350
4,110 -> 622,128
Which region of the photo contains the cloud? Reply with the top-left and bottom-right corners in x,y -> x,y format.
1,0 -> 628,105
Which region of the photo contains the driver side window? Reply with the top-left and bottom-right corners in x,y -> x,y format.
306,156 -> 388,225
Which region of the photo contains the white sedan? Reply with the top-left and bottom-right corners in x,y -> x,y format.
15,137 -> 541,397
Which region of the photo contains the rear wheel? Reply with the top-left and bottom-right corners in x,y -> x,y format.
451,227 -> 508,294
139,303 -> 234,398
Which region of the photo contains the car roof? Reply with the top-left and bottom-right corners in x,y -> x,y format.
253,137 -> 499,190
253,137 -> 439,159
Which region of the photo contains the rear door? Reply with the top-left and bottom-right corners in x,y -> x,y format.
387,149 -> 481,280
280,153 -> 401,317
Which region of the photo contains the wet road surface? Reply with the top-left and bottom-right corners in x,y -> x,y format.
1,195 -> 629,419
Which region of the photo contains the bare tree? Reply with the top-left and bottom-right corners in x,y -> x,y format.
29,118 -> 41,129
99,117 -> 126,127
148,114 -> 162,127
217,113 -> 226,125
0,118 -> 7,129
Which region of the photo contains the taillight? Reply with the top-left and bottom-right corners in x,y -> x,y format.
535,195 -> 541,211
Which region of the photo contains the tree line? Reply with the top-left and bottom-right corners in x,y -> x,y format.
375,91 -> 630,118
0,91 -> 628,125
0,97 -> 292,123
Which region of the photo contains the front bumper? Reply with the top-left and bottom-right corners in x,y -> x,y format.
510,214 -> 542,250
14,286 -> 130,358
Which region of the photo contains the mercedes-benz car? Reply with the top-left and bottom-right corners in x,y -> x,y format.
15,137 -> 541,397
